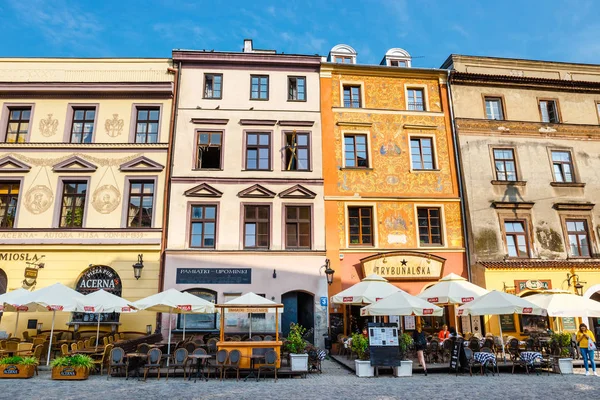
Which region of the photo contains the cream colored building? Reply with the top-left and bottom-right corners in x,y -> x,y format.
444,55 -> 600,336
164,40 -> 327,345
0,58 -> 173,336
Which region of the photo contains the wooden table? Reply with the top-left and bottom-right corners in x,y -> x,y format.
126,353 -> 148,380
217,341 -> 282,369
188,354 -> 212,382
70,349 -> 104,355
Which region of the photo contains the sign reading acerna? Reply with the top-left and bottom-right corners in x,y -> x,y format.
361,252 -> 445,281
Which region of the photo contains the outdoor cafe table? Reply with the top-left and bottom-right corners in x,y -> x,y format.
126,353 -> 148,380
473,352 -> 498,375
188,354 -> 212,382
244,354 -> 265,381
70,349 -> 104,356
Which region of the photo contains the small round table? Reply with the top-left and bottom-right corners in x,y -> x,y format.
126,353 -> 148,380
244,354 -> 265,381
188,354 -> 212,382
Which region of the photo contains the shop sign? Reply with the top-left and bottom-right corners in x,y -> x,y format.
562,317 -> 576,330
3,366 -> 19,374
0,253 -> 43,262
176,268 -> 251,284
228,307 -> 269,313
76,265 -> 122,295
361,252 -> 445,281
177,305 -> 192,312
500,314 -> 516,331
516,279 -> 550,293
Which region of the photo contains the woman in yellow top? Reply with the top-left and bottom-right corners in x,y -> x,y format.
576,323 -> 597,376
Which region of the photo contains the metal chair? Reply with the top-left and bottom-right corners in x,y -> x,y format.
215,349 -> 229,380
222,349 -> 241,381
428,340 -> 440,363
167,348 -> 188,380
463,347 -> 483,376
108,347 -> 127,380
143,348 -> 163,381
257,349 -> 278,381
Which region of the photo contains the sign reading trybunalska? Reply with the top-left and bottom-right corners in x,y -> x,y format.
361,251 -> 445,281
176,268 -> 251,284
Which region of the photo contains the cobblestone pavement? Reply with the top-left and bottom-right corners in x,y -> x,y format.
4,360 -> 600,400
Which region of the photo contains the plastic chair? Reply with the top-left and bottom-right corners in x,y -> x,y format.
257,350 -> 278,381
143,348 -> 163,381
167,348 -> 188,380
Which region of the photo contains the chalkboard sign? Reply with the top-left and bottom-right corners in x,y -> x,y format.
368,323 -> 401,367
449,338 -> 464,373
562,317 -> 576,330
500,314 -> 516,331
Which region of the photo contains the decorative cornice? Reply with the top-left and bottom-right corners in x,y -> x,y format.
0,155 -> 31,172
0,82 -> 173,99
479,260 -> 600,270
119,156 -> 164,172
239,119 -> 277,126
553,202 -> 595,211
456,118 -> 600,139
0,142 -> 168,150
237,184 -> 276,198
450,71 -> 600,92
278,184 -> 317,199
278,120 -> 315,127
336,121 -> 373,127
184,183 -> 223,198
190,118 -> 229,125
172,51 -> 321,68
52,155 -> 97,172
492,201 -> 535,209
403,124 -> 438,130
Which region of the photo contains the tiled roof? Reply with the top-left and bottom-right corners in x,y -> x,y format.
478,260 -> 600,269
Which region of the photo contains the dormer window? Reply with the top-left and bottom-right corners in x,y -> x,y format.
328,44 -> 357,64
381,48 -> 412,68
390,60 -> 407,67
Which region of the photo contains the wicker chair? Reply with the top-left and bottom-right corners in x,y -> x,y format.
257,349 -> 278,381
468,338 -> 481,352
92,344 -> 113,376
143,348 -> 163,381
222,349 -> 241,381
184,342 -> 196,354
22,331 -> 31,342
5,341 -> 19,356
107,347 -> 127,379
251,335 -> 262,341
71,343 -> 77,352
32,345 -> 44,374
137,343 -> 151,354
463,348 -> 483,376
427,340 -> 441,363
167,348 -> 188,380
263,335 -> 273,341
61,343 -> 69,356
215,349 -> 228,380
32,338 -> 45,347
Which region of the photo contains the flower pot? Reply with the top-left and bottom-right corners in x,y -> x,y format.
0,364 -> 36,379
355,359 -> 375,377
558,358 -> 573,374
51,366 -> 90,380
290,353 -> 309,372
394,360 -> 413,377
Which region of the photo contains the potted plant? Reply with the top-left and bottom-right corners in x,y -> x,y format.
285,323 -> 309,372
50,354 -> 94,380
351,332 -> 374,377
550,332 -> 573,374
394,333 -> 414,377
0,356 -> 38,379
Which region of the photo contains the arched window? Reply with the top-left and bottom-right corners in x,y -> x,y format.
177,288 -> 217,331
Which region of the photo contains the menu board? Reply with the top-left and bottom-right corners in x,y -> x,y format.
562,317 -> 576,331
404,316 -> 416,330
368,323 -> 401,367
369,326 -> 398,346
500,314 -> 516,332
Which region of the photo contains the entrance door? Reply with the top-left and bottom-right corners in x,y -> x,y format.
282,291 -> 315,343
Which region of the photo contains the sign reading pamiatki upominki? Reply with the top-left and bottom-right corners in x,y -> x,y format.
361,251 -> 445,281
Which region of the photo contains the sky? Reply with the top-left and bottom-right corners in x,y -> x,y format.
0,0 -> 598,68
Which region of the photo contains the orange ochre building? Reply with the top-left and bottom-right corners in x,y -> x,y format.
320,45 -> 467,336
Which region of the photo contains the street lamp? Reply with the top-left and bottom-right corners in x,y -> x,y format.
132,254 -> 144,280
566,273 -> 586,296
323,259 -> 334,286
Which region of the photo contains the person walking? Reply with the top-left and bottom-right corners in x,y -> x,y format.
576,323 -> 597,376
413,324 -> 428,376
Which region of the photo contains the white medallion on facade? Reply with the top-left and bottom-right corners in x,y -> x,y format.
24,185 -> 54,214
105,114 -> 124,137
92,185 -> 121,214
39,114 -> 59,137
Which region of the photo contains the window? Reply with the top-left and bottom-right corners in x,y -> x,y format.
417,207 -> 442,245
126,181 -> 154,228
284,132 -> 310,171
390,60 -> 407,67
70,108 -> 95,143
204,74 -> 222,99
335,56 -> 353,63
410,137 -> 435,170
348,206 -> 373,245
566,219 -> 590,257
190,205 -> 217,248
59,181 -> 87,228
244,205 -> 270,249
135,108 -> 160,143
344,134 -> 368,168
0,182 -> 19,228
493,149 -> 517,181
343,85 -> 361,108
288,76 -> 306,101
551,151 -> 574,183
285,206 -> 311,249
250,75 -> 269,100
5,107 -> 31,143
177,289 -> 217,330
196,132 -> 222,169
504,221 -> 529,258
407,89 -> 425,111
485,97 -> 504,120
539,100 -> 559,123
246,132 -> 270,170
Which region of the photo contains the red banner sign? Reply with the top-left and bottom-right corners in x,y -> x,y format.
461,297 -> 474,303
375,298 -> 382,302
522,307 -> 533,314
84,306 -> 95,312
457,309 -> 464,316
121,306 -> 131,312
16,305 -> 29,312
343,297 -> 353,303
423,308 -> 434,315
427,297 -> 439,303
47,305 -> 64,311
177,305 -> 192,311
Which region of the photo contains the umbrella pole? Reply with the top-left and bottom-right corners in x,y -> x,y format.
183,314 -> 186,341
46,310 -> 56,366
498,315 -> 506,363
14,311 -> 19,337
167,308 -> 172,368
95,313 -> 101,350
249,312 -> 252,338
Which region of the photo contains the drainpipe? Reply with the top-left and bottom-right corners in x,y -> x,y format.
157,62 -> 181,330
446,69 -> 473,282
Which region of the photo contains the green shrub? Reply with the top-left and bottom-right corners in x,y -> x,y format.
285,323 -> 307,354
550,332 -> 571,357
0,356 -> 38,366
351,333 -> 369,360
398,333 -> 413,360
50,354 -> 94,369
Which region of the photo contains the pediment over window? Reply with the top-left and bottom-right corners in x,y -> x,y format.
492,201 -> 534,209
119,156 -> 164,172
52,156 -> 97,172
237,184 -> 276,198
184,183 -> 223,198
553,202 -> 594,211
0,156 -> 31,172
278,184 -> 317,199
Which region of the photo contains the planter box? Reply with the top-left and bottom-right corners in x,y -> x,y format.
558,358 -> 573,374
290,353 -> 309,372
51,366 -> 90,380
0,364 -> 35,379
355,360 -> 375,377
394,360 -> 413,377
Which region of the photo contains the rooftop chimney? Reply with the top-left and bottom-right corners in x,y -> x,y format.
243,39 -> 253,53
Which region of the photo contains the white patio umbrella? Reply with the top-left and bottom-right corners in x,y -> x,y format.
0,288 -> 31,336
418,273 -> 489,304
224,292 -> 281,337
75,289 -> 138,349
331,274 -> 400,305
360,289 -> 444,317
133,289 -> 215,366
525,289 -> 600,318
18,283 -> 85,366
456,290 -> 546,361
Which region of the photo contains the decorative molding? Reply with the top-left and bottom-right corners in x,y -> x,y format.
239,119 -> 277,126
553,202 -> 595,211
403,124 -> 438,130
119,156 -> 164,172
336,121 -> 373,127
492,201 -> 535,209
0,156 -> 31,172
38,114 -> 59,137
278,120 -> 315,127
183,183 -> 223,198
237,184 -> 276,198
0,82 -> 173,99
24,185 -> 53,214
278,184 -> 317,199
105,114 -> 124,137
52,156 -> 98,172
550,182 -> 586,188
92,185 -> 121,214
456,118 -> 600,140
491,180 -> 527,186
191,118 -> 229,125
451,71 -> 600,92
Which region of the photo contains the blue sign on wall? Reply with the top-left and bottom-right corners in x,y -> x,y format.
320,297 -> 328,307
176,268 -> 251,284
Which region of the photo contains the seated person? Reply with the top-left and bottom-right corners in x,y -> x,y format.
438,324 -> 450,340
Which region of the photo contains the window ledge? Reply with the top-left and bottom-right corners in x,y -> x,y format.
192,168 -> 223,172
287,99 -> 307,103
550,182 -> 585,188
411,169 -> 440,172
491,180 -> 527,186
339,167 -> 373,171
241,169 -> 274,172
281,169 -> 313,173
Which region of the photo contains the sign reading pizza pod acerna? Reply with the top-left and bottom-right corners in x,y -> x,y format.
361,252 -> 445,281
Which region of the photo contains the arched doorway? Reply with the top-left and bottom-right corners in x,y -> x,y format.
584,285 -> 600,338
0,269 -> 6,323
177,288 -> 217,331
282,291 -> 314,343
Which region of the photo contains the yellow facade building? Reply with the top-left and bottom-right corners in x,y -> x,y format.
0,58 -> 173,336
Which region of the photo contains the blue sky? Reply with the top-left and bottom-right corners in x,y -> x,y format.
0,0 -> 598,67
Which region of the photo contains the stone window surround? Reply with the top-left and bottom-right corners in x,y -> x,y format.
239,201 -> 272,250
281,130 -> 312,172
404,84 -> 429,112
339,80 -> 364,108
481,94 -> 507,120
193,129 -> 225,171
488,145 -> 525,184
341,130 -> 371,170
62,103 -> 99,144
121,175 -> 159,229
186,201 -> 220,250
0,176 -> 25,229
0,103 -> 36,143
497,210 -> 535,259
281,202 -> 314,250
242,130 -> 273,172
556,210 -> 596,259
414,204 -> 446,248
52,176 -> 91,229
408,133 -> 439,172
546,146 -> 582,185
344,202 -> 378,248
128,103 -> 164,144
